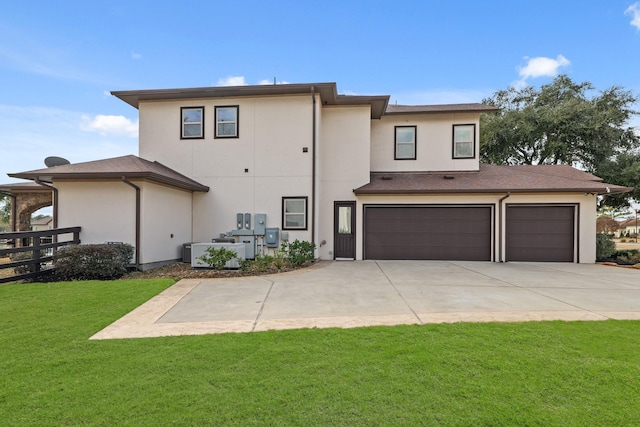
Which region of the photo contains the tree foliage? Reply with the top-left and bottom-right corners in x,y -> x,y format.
0,194 -> 10,225
480,75 -> 640,207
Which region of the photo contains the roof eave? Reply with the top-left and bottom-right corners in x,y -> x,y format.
353,187 -> 633,195
111,82 -> 339,109
111,83 -> 391,118
383,105 -> 500,116
8,172 -> 209,192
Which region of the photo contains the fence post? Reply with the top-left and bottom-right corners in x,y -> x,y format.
33,236 -> 41,274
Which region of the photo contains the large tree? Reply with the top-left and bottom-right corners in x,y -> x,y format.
480,75 -> 640,207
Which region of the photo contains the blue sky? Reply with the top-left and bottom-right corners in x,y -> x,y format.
1,0 -> 640,186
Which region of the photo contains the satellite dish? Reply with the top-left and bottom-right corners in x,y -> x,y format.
44,156 -> 71,168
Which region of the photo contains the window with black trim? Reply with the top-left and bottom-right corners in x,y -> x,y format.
215,105 -> 239,138
395,126 -> 416,160
181,107 -> 204,139
453,124 -> 476,159
282,197 -> 308,230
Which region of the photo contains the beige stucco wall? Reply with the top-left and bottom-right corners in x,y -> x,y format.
56,179 -> 195,268
139,181 -> 193,265
355,192 -> 597,263
140,94 -> 317,246
55,180 -> 136,247
370,112 -> 480,172
318,105 -> 371,259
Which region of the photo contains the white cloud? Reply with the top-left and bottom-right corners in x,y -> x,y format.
0,105 -> 138,182
258,78 -> 290,85
626,3 -> 640,29
217,76 -> 247,86
216,76 -> 292,86
81,115 -> 138,137
519,55 -> 570,79
131,51 -> 142,60
513,55 -> 570,88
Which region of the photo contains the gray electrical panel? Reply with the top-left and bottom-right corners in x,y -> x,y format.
254,213 -> 266,235
236,213 -> 243,229
244,213 -> 251,229
265,228 -> 279,247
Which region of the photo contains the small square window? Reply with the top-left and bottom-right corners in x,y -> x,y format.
181,107 -> 204,139
453,124 -> 475,159
395,126 -> 416,160
215,106 -> 239,138
282,197 -> 308,230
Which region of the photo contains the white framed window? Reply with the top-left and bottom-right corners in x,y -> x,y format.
181,107 -> 204,139
215,106 -> 239,138
395,126 -> 416,160
453,124 -> 476,159
282,197 -> 308,230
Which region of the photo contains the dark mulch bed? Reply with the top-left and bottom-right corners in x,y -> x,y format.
122,261 -> 315,281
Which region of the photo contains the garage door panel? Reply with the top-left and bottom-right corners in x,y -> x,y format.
506,206 -> 574,262
364,206 -> 492,261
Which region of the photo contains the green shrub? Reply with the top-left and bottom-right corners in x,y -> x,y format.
614,249 -> 640,265
239,253 -> 288,273
281,239 -> 315,266
54,243 -> 134,280
595,233 -> 616,261
198,246 -> 238,270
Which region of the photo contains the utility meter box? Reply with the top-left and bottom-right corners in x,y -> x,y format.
254,213 -> 266,235
265,228 -> 279,248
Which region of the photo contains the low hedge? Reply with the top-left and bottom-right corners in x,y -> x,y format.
54,243 -> 134,281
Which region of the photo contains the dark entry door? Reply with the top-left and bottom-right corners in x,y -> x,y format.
334,201 -> 356,259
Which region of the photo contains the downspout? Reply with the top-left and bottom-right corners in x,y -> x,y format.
34,179 -> 58,229
122,177 -> 141,270
0,191 -> 16,232
498,192 -> 511,262
311,86 -> 316,248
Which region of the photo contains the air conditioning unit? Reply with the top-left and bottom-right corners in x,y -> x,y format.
191,243 -> 246,269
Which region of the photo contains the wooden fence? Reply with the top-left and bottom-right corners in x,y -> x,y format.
0,227 -> 81,284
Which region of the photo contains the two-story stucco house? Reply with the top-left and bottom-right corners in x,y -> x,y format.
9,82 -> 630,269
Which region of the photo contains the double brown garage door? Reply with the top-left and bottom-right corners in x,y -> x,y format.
364,205 -> 576,262
364,206 -> 492,261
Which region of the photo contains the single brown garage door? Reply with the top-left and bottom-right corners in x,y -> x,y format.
506,205 -> 575,262
364,206 -> 492,260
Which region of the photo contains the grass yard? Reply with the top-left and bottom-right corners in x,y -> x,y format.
1,280 -> 639,426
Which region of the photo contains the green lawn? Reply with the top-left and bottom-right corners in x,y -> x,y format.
1,280 -> 639,426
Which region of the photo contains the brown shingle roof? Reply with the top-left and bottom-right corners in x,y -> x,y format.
0,182 -> 52,192
9,155 -> 209,192
619,218 -> 639,228
385,103 -> 499,115
354,164 -> 631,195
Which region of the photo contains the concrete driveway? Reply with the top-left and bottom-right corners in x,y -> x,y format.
91,261 -> 640,339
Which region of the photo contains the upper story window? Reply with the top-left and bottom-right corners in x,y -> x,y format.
453,124 -> 476,159
181,107 -> 204,139
394,126 -> 416,160
215,106 -> 239,138
282,197 -> 308,230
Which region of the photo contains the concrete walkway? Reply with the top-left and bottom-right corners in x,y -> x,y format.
91,261 -> 640,339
